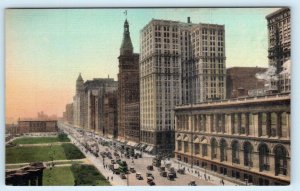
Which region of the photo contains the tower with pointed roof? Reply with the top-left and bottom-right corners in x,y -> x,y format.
73,73 -> 85,127
117,18 -> 140,144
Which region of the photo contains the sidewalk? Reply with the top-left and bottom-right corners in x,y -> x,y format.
170,159 -> 241,186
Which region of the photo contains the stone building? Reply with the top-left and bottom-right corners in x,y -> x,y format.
17,120 -> 58,134
117,19 -> 140,144
82,78 -> 118,133
226,67 -> 267,98
139,18 -> 226,154
73,73 -> 85,128
174,93 -> 290,185
72,74 -> 118,133
64,103 -> 73,125
104,90 -> 118,139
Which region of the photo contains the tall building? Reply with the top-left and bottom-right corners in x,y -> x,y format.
174,94 -> 290,185
266,8 -> 291,93
82,78 -> 117,133
139,18 -> 226,154
104,90 -> 118,139
117,19 -> 140,144
266,8 -> 290,73
73,73 -> 85,128
72,74 -> 118,133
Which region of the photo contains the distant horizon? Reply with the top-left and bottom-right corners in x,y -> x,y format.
6,8 -> 280,122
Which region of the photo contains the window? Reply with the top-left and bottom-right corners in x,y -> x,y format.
211,138 -> 218,159
243,142 -> 253,167
259,143 -> 270,171
220,139 -> 228,162
232,140 -> 240,164
274,145 -> 288,176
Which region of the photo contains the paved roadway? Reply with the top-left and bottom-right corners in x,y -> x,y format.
59,122 -> 236,186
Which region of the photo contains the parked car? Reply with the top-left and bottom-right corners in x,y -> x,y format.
146,172 -> 154,179
147,177 -> 155,185
160,171 -> 167,177
147,165 -> 153,171
167,173 -> 176,180
129,167 -> 136,173
136,173 -> 143,180
159,166 -> 165,172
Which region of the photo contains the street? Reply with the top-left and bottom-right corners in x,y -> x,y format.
59,122 -> 235,186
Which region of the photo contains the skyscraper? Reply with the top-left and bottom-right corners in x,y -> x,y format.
117,19 -> 140,144
139,18 -> 226,154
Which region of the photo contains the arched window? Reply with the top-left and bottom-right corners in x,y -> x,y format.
201,137 -> 208,157
243,142 -> 253,167
231,140 -> 240,164
274,145 -> 288,176
211,138 -> 218,159
177,140 -> 182,151
220,139 -> 228,162
258,143 -> 270,171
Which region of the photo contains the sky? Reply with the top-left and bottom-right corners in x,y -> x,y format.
5,8 -> 280,123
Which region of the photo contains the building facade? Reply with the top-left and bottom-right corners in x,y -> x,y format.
266,8 -> 290,73
174,94 -> 290,185
226,67 -> 267,98
73,73 -> 85,128
117,19 -> 140,144
139,18 -> 226,154
104,90 -> 118,139
64,103 -> 74,125
72,74 -> 118,133
17,120 -> 58,134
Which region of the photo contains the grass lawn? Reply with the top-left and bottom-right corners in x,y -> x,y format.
71,164 -> 111,186
43,166 -> 75,186
13,136 -> 70,145
6,143 -> 84,164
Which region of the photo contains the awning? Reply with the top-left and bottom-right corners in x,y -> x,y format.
148,146 -> 154,152
127,141 -> 138,147
145,146 -> 154,152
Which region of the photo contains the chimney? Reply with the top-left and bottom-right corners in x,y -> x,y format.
187,17 -> 191,23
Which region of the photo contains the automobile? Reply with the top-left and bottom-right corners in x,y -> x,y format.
129,167 -> 136,173
188,181 -> 197,186
160,171 -> 167,177
167,173 -> 176,180
120,173 -> 127,179
147,177 -> 155,186
177,168 -> 185,174
147,165 -> 154,171
136,173 -> 143,180
158,166 -> 165,172
146,172 -> 154,179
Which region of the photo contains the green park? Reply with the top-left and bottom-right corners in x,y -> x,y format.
6,135 -> 110,186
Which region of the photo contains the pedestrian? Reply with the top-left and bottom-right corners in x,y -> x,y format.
221,179 -> 225,186
208,176 -> 210,181
111,176 -> 113,181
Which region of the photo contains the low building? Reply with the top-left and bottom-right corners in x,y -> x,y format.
174,93 -> 290,185
17,120 -> 58,134
226,67 -> 267,98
